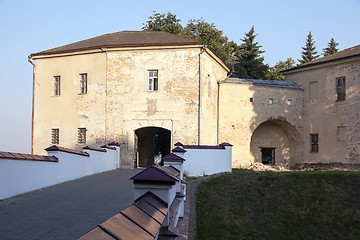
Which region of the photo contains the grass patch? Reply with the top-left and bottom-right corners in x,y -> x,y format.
196,170 -> 360,240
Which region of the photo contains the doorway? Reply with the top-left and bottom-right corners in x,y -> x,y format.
261,148 -> 275,165
134,127 -> 171,168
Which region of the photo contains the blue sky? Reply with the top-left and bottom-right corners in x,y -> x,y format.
0,0 -> 359,153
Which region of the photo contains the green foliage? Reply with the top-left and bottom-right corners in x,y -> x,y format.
299,31 -> 320,64
233,26 -> 268,79
196,171 -> 360,240
323,38 -> 339,56
183,18 -> 237,67
266,58 -> 296,80
142,11 -> 183,34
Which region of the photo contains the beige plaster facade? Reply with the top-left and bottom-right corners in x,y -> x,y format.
30,31 -> 359,169
31,40 -> 228,168
283,56 -> 360,164
218,79 -> 304,168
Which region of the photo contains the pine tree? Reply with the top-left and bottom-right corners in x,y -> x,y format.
299,32 -> 319,64
323,38 -> 339,56
234,26 -> 268,79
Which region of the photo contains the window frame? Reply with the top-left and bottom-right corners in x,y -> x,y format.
77,128 -> 87,144
80,73 -> 88,94
310,133 -> 319,153
54,76 -> 61,96
148,70 -> 158,91
336,76 -> 346,101
51,128 -> 59,145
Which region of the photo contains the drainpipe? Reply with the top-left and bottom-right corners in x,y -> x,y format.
198,45 -> 207,145
28,55 -> 35,154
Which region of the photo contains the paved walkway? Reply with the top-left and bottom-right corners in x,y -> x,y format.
0,168 -> 141,240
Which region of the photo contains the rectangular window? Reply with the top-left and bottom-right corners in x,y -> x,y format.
287,99 -> 292,105
80,73 -> 87,94
148,70 -> 158,91
268,98 -> 273,105
51,129 -> 59,145
78,128 -> 86,144
54,76 -> 61,96
309,81 -> 318,101
310,133 -> 319,153
336,77 -> 346,101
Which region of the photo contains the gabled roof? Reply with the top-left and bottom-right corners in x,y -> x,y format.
30,31 -> 202,57
162,153 -> 186,162
79,191 -> 168,240
172,146 -> 187,153
130,165 -> 179,184
282,44 -> 360,74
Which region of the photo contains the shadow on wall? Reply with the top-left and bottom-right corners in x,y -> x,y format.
248,80 -> 304,167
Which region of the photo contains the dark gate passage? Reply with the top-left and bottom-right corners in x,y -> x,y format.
134,127 -> 171,168
261,147 -> 275,165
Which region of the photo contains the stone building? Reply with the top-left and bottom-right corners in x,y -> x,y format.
282,45 -> 360,165
29,31 -> 359,168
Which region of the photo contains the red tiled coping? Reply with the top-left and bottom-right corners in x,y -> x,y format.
179,142 -> 232,150
162,153 -> 185,162
108,142 -> 120,146
100,145 -> 116,150
172,146 -> 187,153
130,165 -> 180,184
45,145 -> 90,157
79,191 -> 168,240
82,146 -> 107,152
0,151 -> 58,163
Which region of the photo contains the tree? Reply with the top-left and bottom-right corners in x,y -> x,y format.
234,26 -> 268,79
323,38 -> 339,56
183,18 -> 237,67
299,31 -> 319,64
142,12 -> 183,34
266,58 -> 296,80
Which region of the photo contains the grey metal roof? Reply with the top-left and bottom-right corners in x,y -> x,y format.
220,77 -> 304,89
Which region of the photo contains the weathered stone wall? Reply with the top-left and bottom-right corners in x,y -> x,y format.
200,51 -> 228,145
33,52 -> 107,154
104,47 -> 225,168
218,81 -> 304,168
285,60 -> 360,163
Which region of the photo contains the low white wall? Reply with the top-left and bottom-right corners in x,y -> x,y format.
0,147 -> 119,200
181,145 -> 232,177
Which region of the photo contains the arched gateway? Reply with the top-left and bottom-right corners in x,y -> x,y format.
134,127 -> 171,168
250,118 -> 303,166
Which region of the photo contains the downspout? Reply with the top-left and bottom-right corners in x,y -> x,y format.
198,45 -> 207,145
217,81 -> 220,145
28,55 -> 35,154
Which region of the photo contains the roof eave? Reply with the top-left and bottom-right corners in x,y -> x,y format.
282,54 -> 360,75
30,42 -> 203,58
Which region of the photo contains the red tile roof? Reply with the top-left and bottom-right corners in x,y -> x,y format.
45,145 -> 90,157
282,44 -> 360,74
0,151 -> 58,163
31,31 -> 202,57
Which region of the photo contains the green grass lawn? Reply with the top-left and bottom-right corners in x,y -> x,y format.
196,170 -> 360,240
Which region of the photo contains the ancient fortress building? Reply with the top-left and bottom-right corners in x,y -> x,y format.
29,31 -> 360,168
